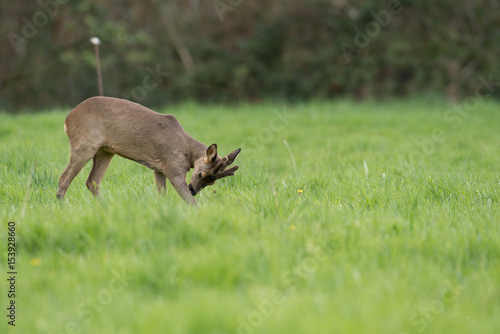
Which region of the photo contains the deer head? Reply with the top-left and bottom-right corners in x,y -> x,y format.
188,144 -> 241,196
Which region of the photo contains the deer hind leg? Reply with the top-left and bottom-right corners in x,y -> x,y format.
86,148 -> 114,196
154,171 -> 167,194
57,144 -> 99,199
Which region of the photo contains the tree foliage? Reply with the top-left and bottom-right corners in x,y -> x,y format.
1,0 -> 499,111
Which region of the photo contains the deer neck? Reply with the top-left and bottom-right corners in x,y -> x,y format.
185,135 -> 208,168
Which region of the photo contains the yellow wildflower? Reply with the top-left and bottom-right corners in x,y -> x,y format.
30,258 -> 42,266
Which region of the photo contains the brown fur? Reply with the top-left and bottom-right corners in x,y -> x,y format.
57,96 -> 240,205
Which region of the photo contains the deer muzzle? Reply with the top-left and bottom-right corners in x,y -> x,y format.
188,184 -> 197,196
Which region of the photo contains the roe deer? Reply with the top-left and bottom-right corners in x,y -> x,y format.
57,96 -> 241,205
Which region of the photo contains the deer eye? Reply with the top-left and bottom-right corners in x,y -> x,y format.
198,172 -> 202,178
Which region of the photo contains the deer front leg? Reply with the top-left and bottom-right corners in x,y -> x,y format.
168,175 -> 197,205
154,171 -> 167,194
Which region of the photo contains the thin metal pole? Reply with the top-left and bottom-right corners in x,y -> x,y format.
90,37 -> 103,96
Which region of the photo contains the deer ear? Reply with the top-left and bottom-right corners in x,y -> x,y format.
206,144 -> 218,163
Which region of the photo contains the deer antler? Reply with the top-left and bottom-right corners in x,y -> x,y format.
211,148 -> 241,180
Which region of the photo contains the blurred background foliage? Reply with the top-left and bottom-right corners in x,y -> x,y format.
1,0 -> 499,111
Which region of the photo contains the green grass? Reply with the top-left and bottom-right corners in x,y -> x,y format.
1,99 -> 499,334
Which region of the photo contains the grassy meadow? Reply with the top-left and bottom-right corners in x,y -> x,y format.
1,99 -> 499,333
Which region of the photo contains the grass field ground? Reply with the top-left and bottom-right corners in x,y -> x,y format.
1,99 -> 499,334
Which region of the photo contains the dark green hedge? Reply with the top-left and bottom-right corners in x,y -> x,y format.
1,0 -> 499,111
